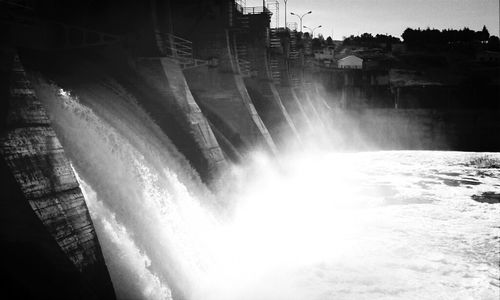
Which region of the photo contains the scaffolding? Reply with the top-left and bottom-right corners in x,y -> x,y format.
265,0 -> 279,29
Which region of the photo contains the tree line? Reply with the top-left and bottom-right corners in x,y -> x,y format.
340,26 -> 500,52
402,26 -> 493,45
343,33 -> 401,48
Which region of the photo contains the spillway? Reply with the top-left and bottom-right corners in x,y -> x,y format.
29,70 -> 223,299
28,70 -> 500,300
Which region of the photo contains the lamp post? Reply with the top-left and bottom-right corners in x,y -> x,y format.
284,0 -> 288,29
290,11 -> 312,32
303,25 -> 322,37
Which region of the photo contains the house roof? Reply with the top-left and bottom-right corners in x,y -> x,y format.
338,55 -> 363,62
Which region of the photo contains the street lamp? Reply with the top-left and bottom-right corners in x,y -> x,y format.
284,0 -> 288,29
290,11 -> 312,32
303,25 -> 322,37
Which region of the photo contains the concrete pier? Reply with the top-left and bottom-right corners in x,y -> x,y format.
0,49 -> 115,300
135,57 -> 227,180
184,64 -> 278,156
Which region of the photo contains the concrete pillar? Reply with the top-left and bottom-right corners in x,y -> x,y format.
135,57 -> 227,180
184,65 -> 278,156
0,48 -> 115,299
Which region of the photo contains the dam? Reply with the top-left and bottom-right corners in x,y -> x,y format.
1,1 -> 499,299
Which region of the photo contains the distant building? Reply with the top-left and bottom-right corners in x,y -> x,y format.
337,55 -> 363,69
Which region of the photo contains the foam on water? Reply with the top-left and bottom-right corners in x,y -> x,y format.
197,151 -> 500,300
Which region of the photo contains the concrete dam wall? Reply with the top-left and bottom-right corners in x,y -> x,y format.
183,61 -> 277,156
330,109 -> 500,151
0,49 -> 115,299
134,57 -> 227,180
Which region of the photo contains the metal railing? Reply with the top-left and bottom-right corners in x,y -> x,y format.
269,28 -> 281,49
269,57 -> 281,83
243,6 -> 271,15
155,32 -> 208,69
157,32 -> 193,60
289,31 -> 300,60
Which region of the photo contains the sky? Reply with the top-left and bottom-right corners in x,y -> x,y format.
246,0 -> 500,40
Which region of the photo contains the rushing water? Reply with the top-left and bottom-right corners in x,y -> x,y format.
32,78 -> 500,300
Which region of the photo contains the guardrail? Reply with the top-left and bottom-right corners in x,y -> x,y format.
155,32 -> 208,70
157,32 -> 193,60
243,6 -> 271,15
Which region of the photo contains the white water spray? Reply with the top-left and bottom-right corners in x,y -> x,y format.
31,78 -> 223,299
